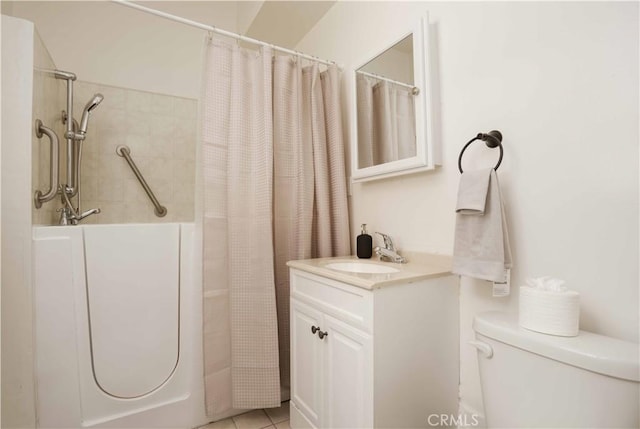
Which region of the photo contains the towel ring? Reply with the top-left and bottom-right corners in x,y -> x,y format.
458,130 -> 504,174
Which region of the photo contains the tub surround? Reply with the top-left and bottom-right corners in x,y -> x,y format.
32,32 -> 65,225
71,80 -> 197,225
30,79 -> 197,226
287,252 -> 452,290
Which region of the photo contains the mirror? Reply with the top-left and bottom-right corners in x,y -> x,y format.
350,14 -> 438,182
356,35 -> 416,169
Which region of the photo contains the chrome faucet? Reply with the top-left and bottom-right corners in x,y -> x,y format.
58,206 -> 101,225
58,186 -> 100,225
374,232 -> 406,263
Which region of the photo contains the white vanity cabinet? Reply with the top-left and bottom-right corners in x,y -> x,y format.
291,297 -> 372,428
288,256 -> 458,429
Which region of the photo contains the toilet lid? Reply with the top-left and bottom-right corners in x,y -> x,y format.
474,311 -> 640,382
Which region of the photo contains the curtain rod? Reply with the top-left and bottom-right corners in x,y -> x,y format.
111,0 -> 338,67
356,70 -> 419,95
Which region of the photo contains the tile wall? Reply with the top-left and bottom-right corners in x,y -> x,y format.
74,81 -> 197,224
34,80 -> 197,225
32,30 -> 65,225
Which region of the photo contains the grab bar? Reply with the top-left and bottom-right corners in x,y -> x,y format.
116,145 -> 167,217
34,119 -> 60,208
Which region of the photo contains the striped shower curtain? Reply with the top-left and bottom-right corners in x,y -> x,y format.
200,39 -> 350,417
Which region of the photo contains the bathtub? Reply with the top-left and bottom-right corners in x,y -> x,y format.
33,223 -> 208,428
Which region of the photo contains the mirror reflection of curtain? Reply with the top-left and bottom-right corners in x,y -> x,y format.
357,74 -> 416,168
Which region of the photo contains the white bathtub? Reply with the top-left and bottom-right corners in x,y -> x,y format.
33,223 -> 208,428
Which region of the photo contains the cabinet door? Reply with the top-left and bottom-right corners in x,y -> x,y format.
291,298 -> 323,427
323,314 -> 373,429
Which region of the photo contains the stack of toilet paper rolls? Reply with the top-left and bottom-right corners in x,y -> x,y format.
519,277 -> 580,337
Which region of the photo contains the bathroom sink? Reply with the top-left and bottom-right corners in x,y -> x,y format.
325,261 -> 400,274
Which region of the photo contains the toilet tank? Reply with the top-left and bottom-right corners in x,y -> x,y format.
473,312 -> 639,429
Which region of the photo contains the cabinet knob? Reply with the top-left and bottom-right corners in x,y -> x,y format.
318,330 -> 328,340
311,326 -> 319,334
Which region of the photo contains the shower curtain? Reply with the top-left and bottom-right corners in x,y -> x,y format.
201,39 -> 350,416
356,74 -> 416,168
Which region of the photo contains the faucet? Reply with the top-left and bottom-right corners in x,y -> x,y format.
374,232 -> 406,264
58,206 -> 101,225
58,187 -> 100,225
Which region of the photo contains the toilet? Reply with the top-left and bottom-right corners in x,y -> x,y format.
473,311 -> 640,428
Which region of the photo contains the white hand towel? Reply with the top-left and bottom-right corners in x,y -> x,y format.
452,168 -> 512,282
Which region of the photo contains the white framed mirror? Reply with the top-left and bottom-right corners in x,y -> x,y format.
350,13 -> 439,182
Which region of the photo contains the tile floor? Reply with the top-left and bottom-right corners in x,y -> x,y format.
199,401 -> 290,429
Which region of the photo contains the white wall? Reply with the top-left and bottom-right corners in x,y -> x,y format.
360,43 -> 414,85
5,1 -> 240,98
3,1 -> 338,99
296,1 -> 639,419
236,1 -> 264,35
1,15 -> 38,429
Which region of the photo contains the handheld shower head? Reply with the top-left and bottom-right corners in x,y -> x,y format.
78,93 -> 104,137
85,93 -> 104,112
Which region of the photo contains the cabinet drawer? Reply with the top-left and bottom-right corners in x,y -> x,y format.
290,269 -> 372,331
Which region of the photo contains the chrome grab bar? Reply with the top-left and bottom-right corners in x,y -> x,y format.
34,119 -> 60,208
116,145 -> 167,217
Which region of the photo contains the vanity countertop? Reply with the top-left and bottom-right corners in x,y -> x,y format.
286,252 -> 453,290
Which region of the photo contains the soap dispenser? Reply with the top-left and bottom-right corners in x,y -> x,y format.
357,224 -> 373,259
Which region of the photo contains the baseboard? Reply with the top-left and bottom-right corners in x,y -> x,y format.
457,401 -> 486,428
289,402 -> 315,429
